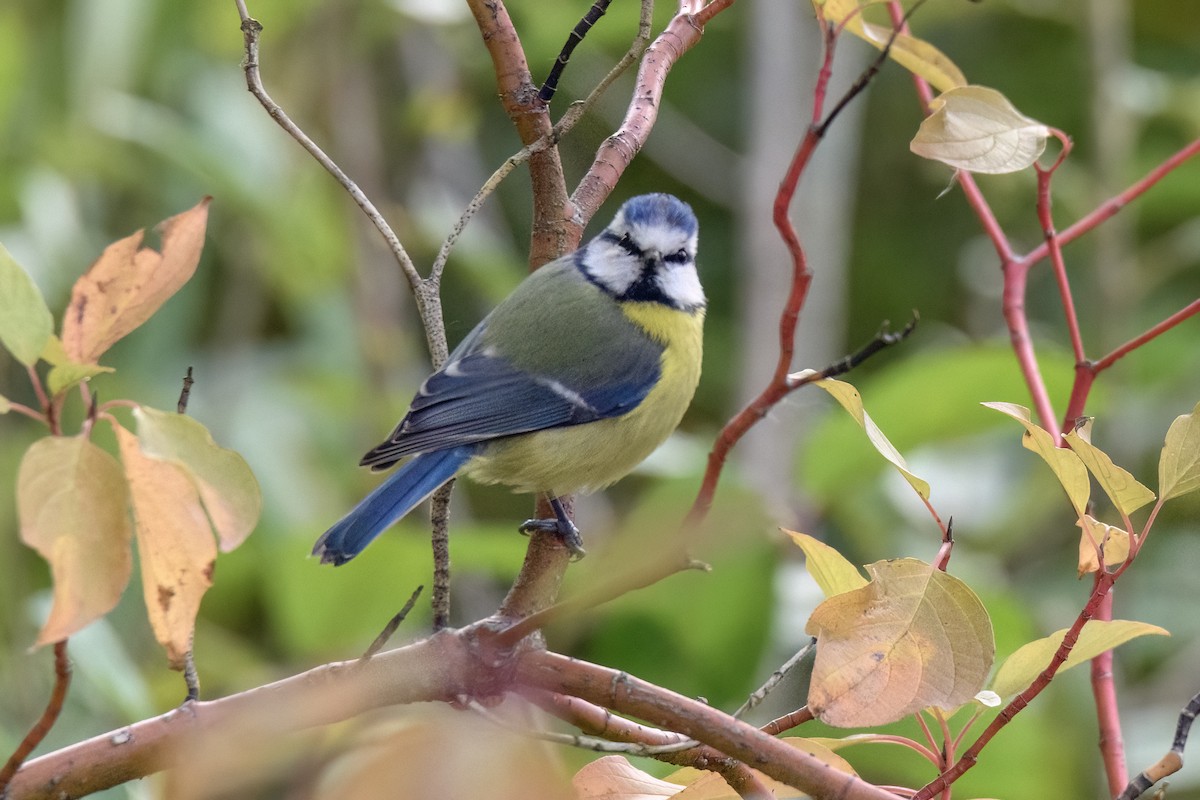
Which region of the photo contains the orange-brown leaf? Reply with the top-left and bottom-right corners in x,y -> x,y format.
61,199 -> 210,364
116,424 -> 216,669
805,559 -> 994,727
17,436 -> 132,645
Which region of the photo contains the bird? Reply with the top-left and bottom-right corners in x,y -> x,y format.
313,193 -> 705,566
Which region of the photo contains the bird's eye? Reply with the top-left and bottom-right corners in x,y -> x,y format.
615,232 -> 640,256
663,249 -> 690,264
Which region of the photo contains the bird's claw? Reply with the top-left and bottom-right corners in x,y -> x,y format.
518,517 -> 587,560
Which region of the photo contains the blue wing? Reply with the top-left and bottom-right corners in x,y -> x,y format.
313,445 -> 478,565
360,346 -> 660,469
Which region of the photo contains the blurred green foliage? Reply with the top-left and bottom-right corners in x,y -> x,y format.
1,0 -> 1199,798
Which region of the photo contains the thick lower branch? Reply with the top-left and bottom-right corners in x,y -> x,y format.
6,633 -> 466,800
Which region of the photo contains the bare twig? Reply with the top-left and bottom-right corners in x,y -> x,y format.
233,4 -> 422,295
518,651 -> 900,800
733,639 -> 816,719
1116,689 -> 1200,800
524,690 -> 775,799
176,366 -> 194,414
360,585 -> 424,660
468,699 -> 699,756
538,0 -> 613,103
0,642 -> 71,793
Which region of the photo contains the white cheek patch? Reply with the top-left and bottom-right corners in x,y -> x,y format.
582,245 -> 641,294
656,264 -> 706,310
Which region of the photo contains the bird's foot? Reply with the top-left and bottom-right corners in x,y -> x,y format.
518,516 -> 586,560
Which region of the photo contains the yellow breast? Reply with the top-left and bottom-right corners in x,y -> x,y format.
466,302 -> 704,496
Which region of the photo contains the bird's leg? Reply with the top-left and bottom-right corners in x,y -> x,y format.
518,496 -> 587,560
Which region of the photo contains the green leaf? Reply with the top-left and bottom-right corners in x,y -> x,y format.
813,376 -> 931,500
910,86 -> 1050,174
805,559 -> 994,727
1159,401 -> 1200,501
17,436 -> 133,645
1065,420 -> 1155,515
991,620 -> 1169,700
0,393 -> 11,414
47,362 -> 116,397
39,334 -> 115,396
982,402 -> 1089,516
0,243 -> 54,366
783,530 -> 868,597
134,406 -> 261,551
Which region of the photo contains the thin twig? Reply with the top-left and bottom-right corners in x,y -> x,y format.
0,641 -> 71,793
523,690 -> 776,799
915,570 -> 1120,799
468,700 -> 699,755
233,4 -> 421,294
359,585 -> 424,661
733,639 -> 816,719
1116,689 -> 1200,800
176,366 -> 195,414
538,0 -> 613,104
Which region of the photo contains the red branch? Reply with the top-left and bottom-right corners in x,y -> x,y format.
684,23 -> 836,527
915,572 -> 1118,798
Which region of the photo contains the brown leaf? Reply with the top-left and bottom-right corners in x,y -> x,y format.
61,198 -> 210,364
805,559 -> 994,727
18,436 -> 132,645
116,424 -> 217,669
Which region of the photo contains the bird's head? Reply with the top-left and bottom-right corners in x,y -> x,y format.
579,193 -> 705,312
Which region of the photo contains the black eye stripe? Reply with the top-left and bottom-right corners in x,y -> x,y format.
615,232 -> 642,257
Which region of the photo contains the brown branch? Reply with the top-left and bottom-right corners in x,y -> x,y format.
524,690 -> 775,799
464,0 -> 570,268
6,632 -> 468,799
0,642 -> 71,794
571,2 -> 738,221
518,651 -> 902,799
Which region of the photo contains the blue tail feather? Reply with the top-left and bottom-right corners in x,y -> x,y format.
313,445 -> 477,566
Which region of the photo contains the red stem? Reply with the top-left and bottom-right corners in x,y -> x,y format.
685,25 -> 835,526
1095,297 -> 1200,372
1091,591 -> 1128,795
1036,137 -> 1085,365
915,572 -> 1117,798
1028,135 -> 1200,264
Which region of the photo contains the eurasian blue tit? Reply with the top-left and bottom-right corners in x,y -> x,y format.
313,193 -> 705,566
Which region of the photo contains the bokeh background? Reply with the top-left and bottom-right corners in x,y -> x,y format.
1,0 -> 1199,797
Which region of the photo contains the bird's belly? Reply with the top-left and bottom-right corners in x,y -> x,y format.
467,374 -> 697,495
464,414 -> 662,495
